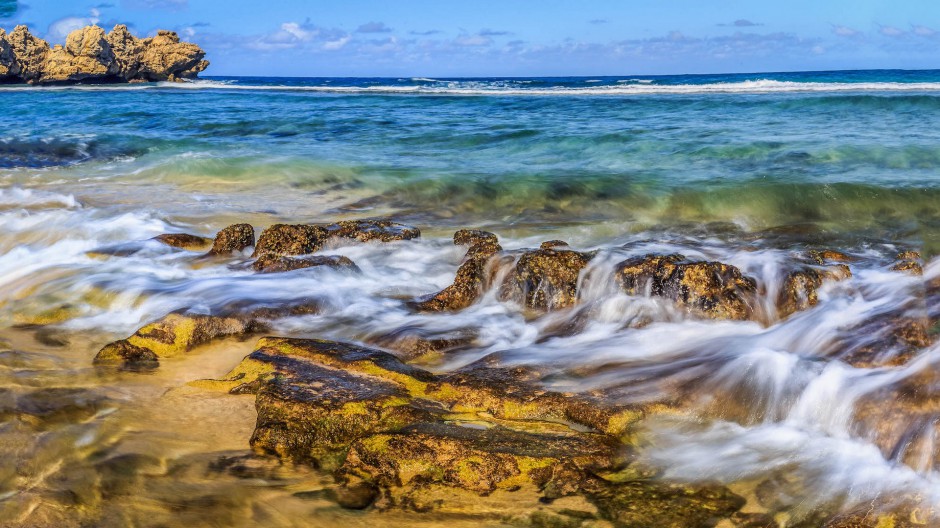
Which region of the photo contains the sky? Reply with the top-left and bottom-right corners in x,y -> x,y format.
2,0 -> 940,77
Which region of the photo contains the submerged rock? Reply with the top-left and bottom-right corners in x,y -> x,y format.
615,254 -> 758,320
252,220 -> 420,258
252,254 -> 360,274
4,387 -> 113,429
0,24 -> 208,85
852,369 -> 940,473
152,233 -> 213,251
777,265 -> 852,319
823,501 -> 936,527
208,223 -> 255,255
411,229 -> 502,312
892,251 -> 924,276
808,249 -> 853,265
367,325 -> 477,362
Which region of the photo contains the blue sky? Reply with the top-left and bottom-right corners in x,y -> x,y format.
2,0 -> 940,76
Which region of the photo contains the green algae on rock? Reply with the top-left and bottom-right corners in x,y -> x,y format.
93,303 -> 320,367
201,337 -> 756,524
94,312 -> 265,366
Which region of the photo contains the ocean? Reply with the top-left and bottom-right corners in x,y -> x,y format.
1,70 -> 939,526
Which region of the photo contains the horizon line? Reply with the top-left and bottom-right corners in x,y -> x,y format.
201,67 -> 940,80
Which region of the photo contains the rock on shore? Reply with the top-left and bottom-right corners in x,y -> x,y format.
0,24 -> 208,85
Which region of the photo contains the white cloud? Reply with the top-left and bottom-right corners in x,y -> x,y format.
832,25 -> 860,37
879,25 -> 904,37
912,25 -> 936,37
454,34 -> 492,47
322,35 -> 350,50
46,8 -> 101,43
248,21 -> 320,50
281,22 -> 316,41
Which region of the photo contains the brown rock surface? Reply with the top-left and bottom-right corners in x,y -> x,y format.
500,248 -> 594,311
137,30 -> 207,82
209,223 -> 255,255
252,220 -> 420,258
8,25 -> 48,83
777,265 -> 852,319
105,24 -> 144,79
253,254 -> 360,274
615,254 -> 758,320
411,230 -> 503,311
152,233 -> 213,251
0,24 -> 208,84
39,26 -> 118,83
0,29 -> 20,80
205,337 -> 744,522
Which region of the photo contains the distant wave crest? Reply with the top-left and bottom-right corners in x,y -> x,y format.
5,78 -> 940,96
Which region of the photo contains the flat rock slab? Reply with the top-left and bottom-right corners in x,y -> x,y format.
204,337 -> 751,524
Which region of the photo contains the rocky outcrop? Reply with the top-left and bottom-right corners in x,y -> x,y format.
7,25 -> 48,83
138,30 -> 209,81
94,312 -> 267,366
252,220 -> 420,258
200,337 -> 750,523
0,24 -> 208,85
615,254 -> 758,320
94,303 -> 320,367
252,254 -> 360,274
499,248 -> 594,311
776,264 -> 852,319
152,233 -> 213,251
41,26 -> 119,84
208,223 -> 255,255
892,251 -> 924,276
0,29 -> 20,80
411,229 -> 503,312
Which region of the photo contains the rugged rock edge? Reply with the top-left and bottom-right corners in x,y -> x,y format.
0,24 -> 208,85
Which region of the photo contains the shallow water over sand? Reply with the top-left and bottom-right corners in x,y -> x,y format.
2,74 -> 940,526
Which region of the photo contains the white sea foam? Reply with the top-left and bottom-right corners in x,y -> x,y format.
0,187 -> 80,209
5,78 -> 940,95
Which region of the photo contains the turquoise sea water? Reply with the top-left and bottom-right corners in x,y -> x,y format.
1,70 -> 940,525
2,70 -> 939,247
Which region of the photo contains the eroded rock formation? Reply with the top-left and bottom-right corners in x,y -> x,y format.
0,24 -> 208,85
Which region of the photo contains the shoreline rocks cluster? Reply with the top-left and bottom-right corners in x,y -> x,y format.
0,24 -> 208,85
86,218 -> 938,527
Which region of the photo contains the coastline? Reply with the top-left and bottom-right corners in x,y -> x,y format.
1,71 -> 939,527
